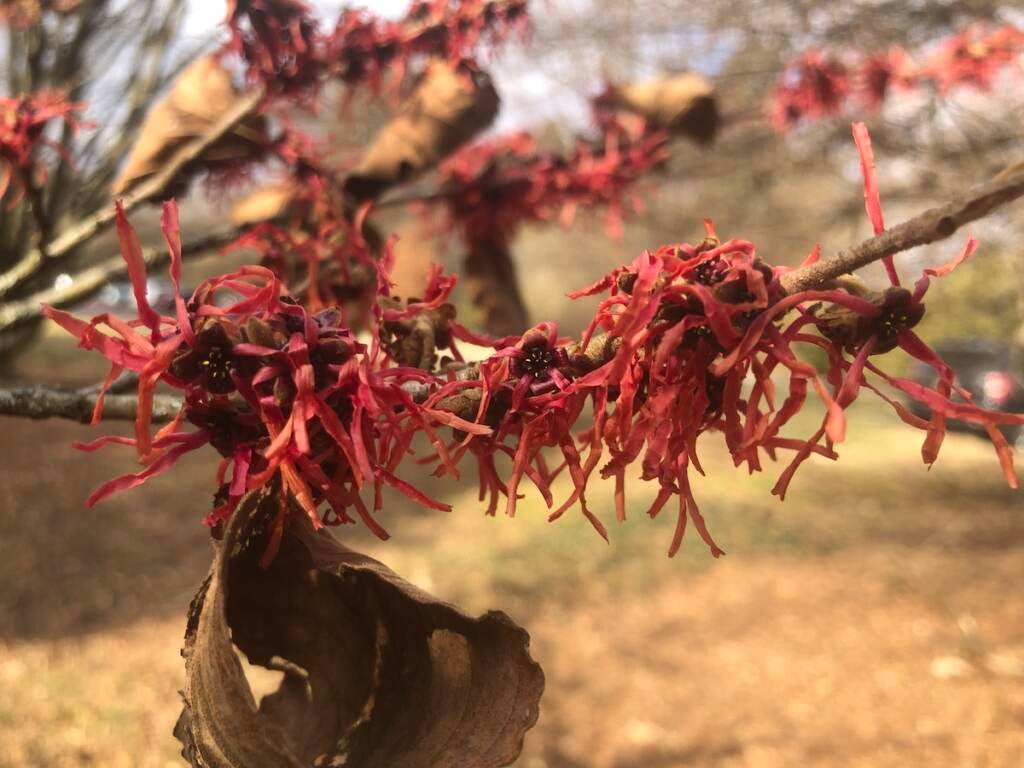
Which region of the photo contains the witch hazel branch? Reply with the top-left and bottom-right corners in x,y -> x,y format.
771,22 -> 1024,130
37,123 -> 1024,561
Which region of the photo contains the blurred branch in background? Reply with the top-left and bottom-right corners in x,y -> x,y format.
0,224 -> 248,335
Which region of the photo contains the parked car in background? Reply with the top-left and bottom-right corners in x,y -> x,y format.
905,339 -> 1024,449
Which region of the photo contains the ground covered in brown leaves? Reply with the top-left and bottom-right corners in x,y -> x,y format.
1,342 -> 1022,767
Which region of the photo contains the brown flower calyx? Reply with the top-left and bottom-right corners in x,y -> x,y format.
815,283 -> 925,354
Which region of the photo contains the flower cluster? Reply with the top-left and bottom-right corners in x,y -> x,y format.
771,50 -> 851,130
416,130 -> 1021,557
330,0 -> 528,91
225,130 -> 387,321
50,125 -> 1023,560
224,0 -> 529,100
224,0 -> 325,98
45,201 -> 488,564
437,121 -> 668,250
0,92 -> 83,205
772,23 -> 1024,129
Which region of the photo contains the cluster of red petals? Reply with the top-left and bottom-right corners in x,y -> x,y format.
925,23 -> 1024,94
226,131 -> 386,320
416,123 -> 1021,556
329,0 -> 528,92
437,120 -> 668,251
433,232 -> 1020,560
44,201 -> 490,564
224,0 -> 529,100
771,50 -> 851,130
0,91 -> 83,205
227,209 -> 380,325
773,23 -> 1024,129
224,0 -> 325,98
49,126 -> 1023,560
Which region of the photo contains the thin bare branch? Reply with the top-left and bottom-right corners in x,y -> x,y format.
0,386 -> 181,423
7,160 -> 1024,425
0,225 -> 245,335
780,160 -> 1024,295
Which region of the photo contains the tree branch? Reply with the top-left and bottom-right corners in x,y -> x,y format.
0,225 -> 245,335
7,159 -> 1024,424
0,386 -> 181,423
780,160 -> 1024,295
0,87 -> 265,299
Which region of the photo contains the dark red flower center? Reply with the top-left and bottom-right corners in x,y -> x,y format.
200,344 -> 234,389
517,343 -> 558,378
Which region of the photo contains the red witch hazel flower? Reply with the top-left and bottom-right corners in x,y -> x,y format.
771,50 -> 850,130
922,23 -> 1024,94
327,0 -> 529,93
50,124 -> 1022,562
45,200 -> 486,565
858,48 -> 917,109
0,91 -> 84,205
437,121 -> 667,249
224,0 -> 325,98
772,22 -> 1024,127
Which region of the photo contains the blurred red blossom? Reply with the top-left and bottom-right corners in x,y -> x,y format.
922,23 -> 1024,94
224,0 -> 325,98
437,119 -> 668,251
773,22 -> 1024,128
329,0 -> 528,93
858,48 -> 917,109
0,91 -> 84,205
771,50 -> 850,130
224,0 -> 530,100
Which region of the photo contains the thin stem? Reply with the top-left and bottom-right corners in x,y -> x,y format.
0,386 -> 181,423
0,225 -> 245,334
780,160 -> 1024,295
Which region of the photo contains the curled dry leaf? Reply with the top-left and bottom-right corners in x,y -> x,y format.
463,239 -> 529,337
344,60 -> 500,200
112,55 -> 268,197
176,490 -> 544,768
606,72 -> 720,144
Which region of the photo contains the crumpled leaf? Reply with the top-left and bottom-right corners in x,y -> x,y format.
607,72 -> 720,144
112,55 -> 267,196
463,239 -> 529,337
344,60 -> 500,200
176,490 -> 544,768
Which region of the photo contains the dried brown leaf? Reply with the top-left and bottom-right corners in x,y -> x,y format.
344,61 -> 500,200
610,73 -> 720,144
112,55 -> 267,196
176,491 -> 544,767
